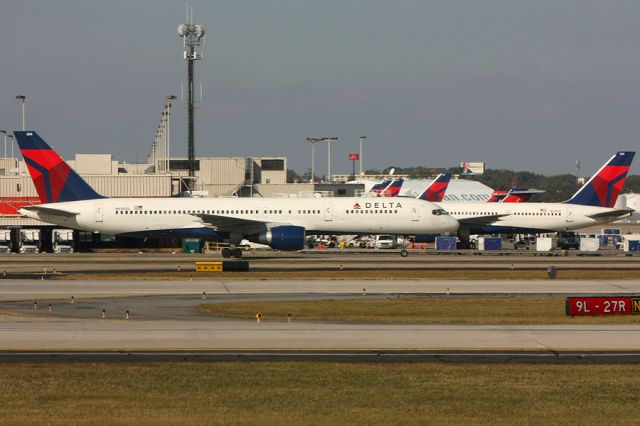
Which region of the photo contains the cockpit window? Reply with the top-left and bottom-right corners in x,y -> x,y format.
431,209 -> 449,216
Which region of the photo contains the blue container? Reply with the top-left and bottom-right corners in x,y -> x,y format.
484,237 -> 502,251
598,235 -> 608,246
435,236 -> 457,251
629,240 -> 640,252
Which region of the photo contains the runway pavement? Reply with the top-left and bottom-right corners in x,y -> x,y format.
0,279 -> 639,300
0,316 -> 638,350
1,278 -> 639,352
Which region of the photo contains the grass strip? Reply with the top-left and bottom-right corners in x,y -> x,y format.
0,362 -> 639,425
196,296 -> 640,324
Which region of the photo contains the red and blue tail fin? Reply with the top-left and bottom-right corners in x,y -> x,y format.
14,131 -> 104,203
416,173 -> 451,202
381,179 -> 404,197
488,188 -> 543,203
501,190 -> 529,203
369,179 -> 391,195
487,190 -> 508,203
565,151 -> 635,207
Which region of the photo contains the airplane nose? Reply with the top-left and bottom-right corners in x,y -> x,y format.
443,216 -> 459,235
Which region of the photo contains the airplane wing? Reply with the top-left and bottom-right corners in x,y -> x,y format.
587,208 -> 634,220
20,205 -> 79,217
192,213 -> 285,233
457,213 -> 510,226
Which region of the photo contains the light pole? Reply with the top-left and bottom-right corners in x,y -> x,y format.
165,95 -> 177,172
306,138 -> 322,184
0,130 -> 8,158
359,136 -> 366,177
15,96 -> 26,130
324,137 -> 338,182
8,135 -> 14,163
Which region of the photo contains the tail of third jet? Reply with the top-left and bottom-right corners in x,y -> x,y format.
565,151 -> 635,208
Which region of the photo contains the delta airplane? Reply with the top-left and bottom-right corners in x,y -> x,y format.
435,151 -> 636,241
415,173 -> 451,202
486,188 -> 545,203
14,131 -> 458,258
369,178 -> 403,197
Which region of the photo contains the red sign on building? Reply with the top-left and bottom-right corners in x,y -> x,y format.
348,153 -> 359,161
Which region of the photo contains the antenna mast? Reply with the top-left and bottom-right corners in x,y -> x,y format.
177,3 -> 206,191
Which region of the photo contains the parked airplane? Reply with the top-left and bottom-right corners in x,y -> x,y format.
368,179 -> 391,195
437,151 -> 635,242
408,174 -> 541,204
416,173 -> 451,202
486,188 -> 544,203
14,131 -> 458,257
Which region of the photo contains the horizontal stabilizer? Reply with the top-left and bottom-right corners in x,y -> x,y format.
586,208 -> 634,220
20,205 -> 79,217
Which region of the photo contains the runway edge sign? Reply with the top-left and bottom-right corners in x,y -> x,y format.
566,296 -> 640,316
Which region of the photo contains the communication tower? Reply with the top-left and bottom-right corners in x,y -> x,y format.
177,5 -> 206,190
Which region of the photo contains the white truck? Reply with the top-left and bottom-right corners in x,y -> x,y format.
0,230 -> 11,253
19,229 -> 40,254
375,235 -> 397,249
52,229 -> 74,253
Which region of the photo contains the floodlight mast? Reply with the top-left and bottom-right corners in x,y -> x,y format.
177,5 -> 205,191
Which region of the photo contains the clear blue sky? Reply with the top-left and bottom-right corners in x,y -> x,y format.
1,1 -> 639,176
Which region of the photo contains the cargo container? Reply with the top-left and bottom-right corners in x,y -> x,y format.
435,236 -> 456,251
627,240 -> 640,252
182,238 -> 202,253
536,237 -> 557,252
477,236 -> 501,251
579,238 -> 600,252
623,235 -> 640,252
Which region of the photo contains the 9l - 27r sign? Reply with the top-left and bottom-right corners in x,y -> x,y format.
566,297 -> 640,316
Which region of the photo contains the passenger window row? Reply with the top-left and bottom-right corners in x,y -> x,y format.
345,210 -> 398,214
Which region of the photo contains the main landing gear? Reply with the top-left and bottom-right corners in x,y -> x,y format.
221,247 -> 243,258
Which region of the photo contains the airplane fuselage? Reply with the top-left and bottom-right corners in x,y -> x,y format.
20,196 -> 459,239
439,201 -> 629,234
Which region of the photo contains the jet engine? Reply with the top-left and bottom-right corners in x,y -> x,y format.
249,225 -> 306,251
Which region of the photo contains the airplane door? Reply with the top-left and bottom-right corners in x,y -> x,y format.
95,203 -> 104,222
324,203 -> 334,221
411,204 -> 420,221
566,211 -> 574,223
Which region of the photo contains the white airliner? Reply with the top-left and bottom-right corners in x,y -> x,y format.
13,131 -> 458,257
436,151 -> 635,242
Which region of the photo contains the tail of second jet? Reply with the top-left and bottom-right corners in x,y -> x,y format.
416,173 -> 451,202
14,131 -> 104,204
565,151 -> 635,208
377,179 -> 404,197
369,179 -> 391,195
